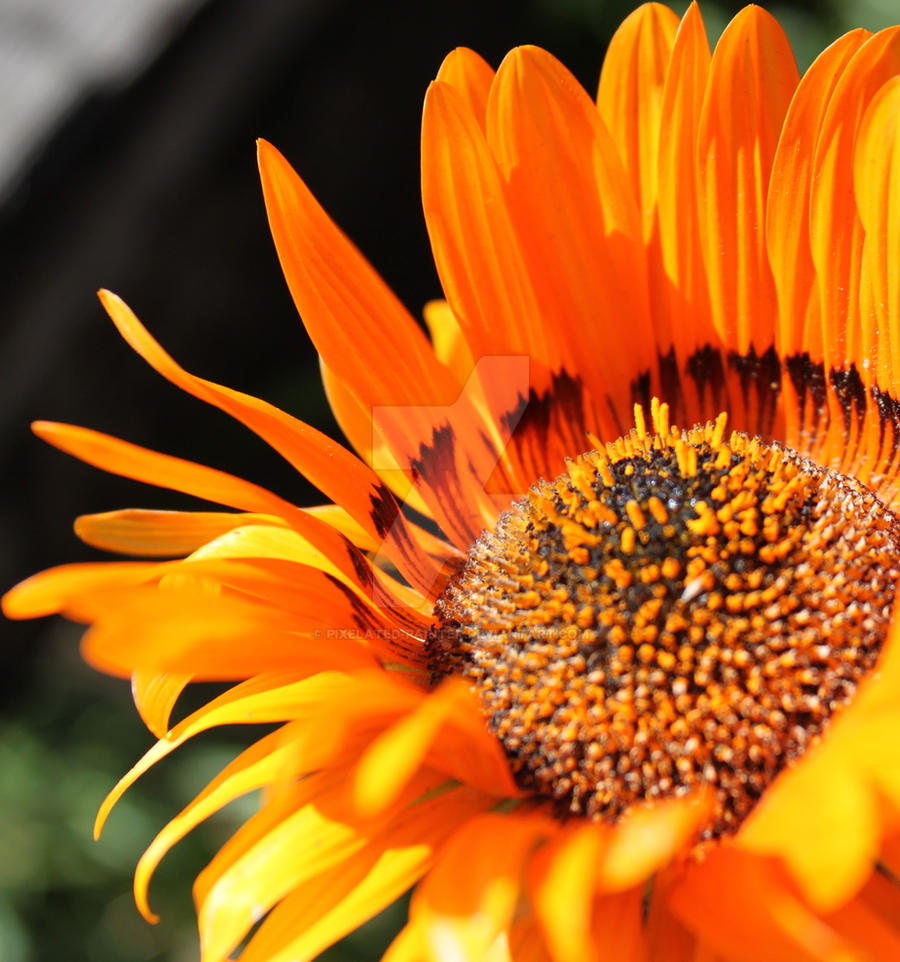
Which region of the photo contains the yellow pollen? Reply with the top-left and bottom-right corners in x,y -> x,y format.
427,408 -> 900,839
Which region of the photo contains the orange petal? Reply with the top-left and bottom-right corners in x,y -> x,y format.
80,584 -> 378,679
508,916 -> 553,962
435,47 -> 494,133
98,289 -> 443,595
696,7 -> 799,355
486,45 -> 654,418
171,555 -> 397,633
32,420 -> 390,605
257,140 -> 458,409
325,325 -> 523,551
303,502 -> 382,551
645,866 -> 700,962
597,2 -> 680,238
33,419 -> 300,523
74,508 -> 287,557
767,29 -> 868,361
258,139 -> 501,541
654,2 -> 713,372
669,846 -> 849,962
181,524 -> 431,647
854,76 -> 900,403
319,358 -> 435,519
808,28 -> 900,479
589,886 -> 648,962
809,27 -> 900,380
825,869 -> 900,961
766,29 -> 869,453
2,560 -> 163,619
422,78 -> 547,372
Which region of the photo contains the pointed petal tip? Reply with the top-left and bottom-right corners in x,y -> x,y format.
1,583 -> 29,620
257,138 -> 287,178
31,419 -> 60,440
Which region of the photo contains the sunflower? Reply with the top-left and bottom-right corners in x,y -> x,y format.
7,2 -> 900,959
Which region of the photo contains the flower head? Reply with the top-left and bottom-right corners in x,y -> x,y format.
7,3 -> 900,960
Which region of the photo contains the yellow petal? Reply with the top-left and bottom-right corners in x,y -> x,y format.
410,812 -> 550,962
196,768 -> 443,962
95,672 -> 352,838
422,300 -> 475,384
131,670 -> 192,738
738,742 -> 880,911
599,788 -> 712,890
351,676 -> 517,817
134,723 -> 303,922
530,824 -> 605,962
240,786 -> 489,962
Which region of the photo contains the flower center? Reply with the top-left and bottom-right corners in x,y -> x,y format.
427,404 -> 900,838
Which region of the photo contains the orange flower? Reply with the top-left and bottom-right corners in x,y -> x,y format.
7,3 -> 900,959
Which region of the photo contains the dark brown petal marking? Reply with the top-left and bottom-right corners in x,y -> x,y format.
345,539 -> 375,591
657,348 -> 683,423
630,369 -> 653,419
329,576 -> 384,632
727,345 -> 781,437
686,345 -> 728,414
830,364 -> 867,444
872,385 -> 900,468
668,346 -> 900,491
499,370 -> 591,469
328,576 -> 427,664
368,483 -> 402,540
785,352 -> 827,441
427,405 -> 899,839
410,423 -> 482,546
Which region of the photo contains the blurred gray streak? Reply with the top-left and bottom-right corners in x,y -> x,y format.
0,0 -> 208,201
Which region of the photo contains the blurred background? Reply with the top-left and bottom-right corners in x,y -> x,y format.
1,0 -> 897,959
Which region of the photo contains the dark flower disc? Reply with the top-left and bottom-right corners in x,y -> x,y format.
428,405 -> 900,838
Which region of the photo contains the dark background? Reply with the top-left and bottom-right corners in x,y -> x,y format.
0,0 -> 887,959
